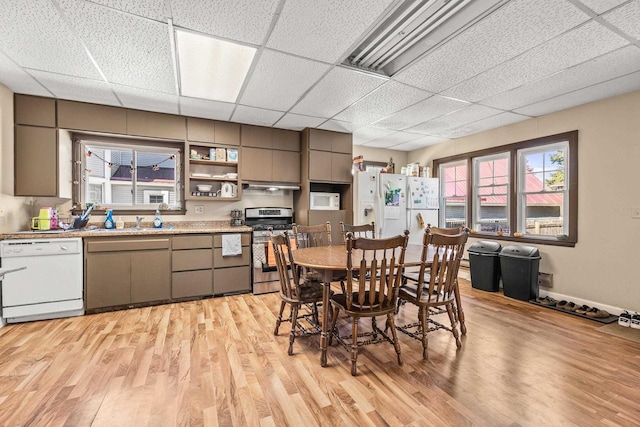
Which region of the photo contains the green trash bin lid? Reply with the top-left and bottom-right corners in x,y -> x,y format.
499,244 -> 541,259
468,240 -> 502,255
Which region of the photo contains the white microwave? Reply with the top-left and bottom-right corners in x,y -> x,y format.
310,192 -> 340,210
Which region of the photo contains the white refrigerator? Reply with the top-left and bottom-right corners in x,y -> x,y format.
353,171 -> 408,239
406,177 -> 439,245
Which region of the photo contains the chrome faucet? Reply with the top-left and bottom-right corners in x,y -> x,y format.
135,216 -> 144,228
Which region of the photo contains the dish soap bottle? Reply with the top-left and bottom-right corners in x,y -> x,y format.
104,209 -> 115,229
153,209 -> 163,228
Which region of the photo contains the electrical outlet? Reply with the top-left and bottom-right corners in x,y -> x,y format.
632,207 -> 640,219
0,208 -> 5,218
195,205 -> 204,214
538,272 -> 553,287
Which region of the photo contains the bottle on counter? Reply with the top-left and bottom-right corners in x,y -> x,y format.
116,216 -> 125,229
153,209 -> 163,228
104,209 -> 115,229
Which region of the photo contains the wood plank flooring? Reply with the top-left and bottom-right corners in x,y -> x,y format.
1,279 -> 639,426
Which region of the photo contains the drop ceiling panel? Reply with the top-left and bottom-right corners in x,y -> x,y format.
0,50 -> 50,96
275,113 -> 326,131
319,120 -> 361,133
514,71 -> 640,116
442,21 -> 629,102
58,0 -> 175,93
408,105 -> 503,134
395,0 -> 591,93
171,0 -> 279,45
445,112 -> 530,138
113,84 -> 179,114
602,0 -> 640,40
576,0 -> 628,14
86,0 -> 170,21
373,95 -> 470,131
352,126 -> 396,145
334,81 -> 431,124
240,50 -> 330,111
363,131 -> 424,148
292,67 -> 387,118
392,135 -> 449,151
0,0 -> 101,79
482,46 -> 640,110
231,105 -> 284,127
266,0 -> 396,63
28,70 -> 119,105
179,97 -> 234,121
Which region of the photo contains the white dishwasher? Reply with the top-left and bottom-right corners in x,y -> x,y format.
1,238 -> 84,323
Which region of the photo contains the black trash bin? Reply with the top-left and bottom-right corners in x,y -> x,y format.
468,241 -> 502,292
499,245 -> 541,301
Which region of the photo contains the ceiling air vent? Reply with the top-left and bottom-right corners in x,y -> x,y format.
342,0 -> 501,77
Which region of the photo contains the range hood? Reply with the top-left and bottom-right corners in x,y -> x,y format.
242,182 -> 301,191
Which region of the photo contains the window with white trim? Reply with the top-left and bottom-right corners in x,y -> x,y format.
473,153 -> 509,234
439,160 -> 467,229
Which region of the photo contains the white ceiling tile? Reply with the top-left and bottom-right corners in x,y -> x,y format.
29,70 -> 119,105
364,131 -> 424,148
514,71 -> 640,116
445,112 -> 530,138
179,97 -> 234,121
407,105 -> 503,134
240,50 -> 330,111
576,0 -> 628,14
603,0 -> 640,40
482,46 -> 640,110
0,0 -> 101,79
392,135 -> 449,151
231,105 -> 284,127
58,0 -> 175,93
0,50 -> 51,96
274,113 -> 326,131
334,81 -> 431,124
395,0 -> 591,92
86,0 -> 170,21
318,120 -> 361,133
443,21 -> 629,102
171,0 -> 279,45
352,126 -> 396,145
266,0 -> 395,63
292,67 -> 387,118
373,95 -> 470,130
113,84 -> 178,114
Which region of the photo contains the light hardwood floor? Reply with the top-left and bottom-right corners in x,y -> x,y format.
0,279 -> 639,426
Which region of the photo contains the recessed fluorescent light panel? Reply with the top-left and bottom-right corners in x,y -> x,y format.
176,29 -> 256,102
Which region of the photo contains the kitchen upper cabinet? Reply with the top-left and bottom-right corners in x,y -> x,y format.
332,152 -> 353,182
14,125 -> 57,196
272,128 -> 300,151
241,147 -> 272,181
126,109 -> 186,140
14,95 -> 56,127
58,100 -> 127,134
273,150 -> 301,183
307,129 -> 333,151
215,121 -> 240,146
304,128 -> 352,183
308,150 -> 332,181
241,124 -> 272,148
187,118 -> 240,146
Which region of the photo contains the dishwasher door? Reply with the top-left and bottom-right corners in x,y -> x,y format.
1,238 -> 84,322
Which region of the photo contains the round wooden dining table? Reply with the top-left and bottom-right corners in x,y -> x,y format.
292,244 -> 425,367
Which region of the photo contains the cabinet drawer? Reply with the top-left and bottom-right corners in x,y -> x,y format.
172,249 -> 212,271
214,248 -> 249,267
213,234 -> 251,247
86,238 -> 171,253
172,270 -> 213,298
173,235 -> 212,250
214,266 -> 251,295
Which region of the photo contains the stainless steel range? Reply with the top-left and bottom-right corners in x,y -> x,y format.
246,207 -> 293,295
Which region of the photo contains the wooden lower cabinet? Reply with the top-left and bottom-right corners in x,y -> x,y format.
172,270 -> 212,299
131,250 -> 171,303
171,235 -> 213,298
214,266 -> 251,295
86,252 -> 131,309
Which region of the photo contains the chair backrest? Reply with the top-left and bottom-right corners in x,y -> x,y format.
415,229 -> 469,302
344,231 -> 409,310
270,232 -> 301,299
427,224 -> 467,235
339,221 -> 375,244
292,222 -> 331,248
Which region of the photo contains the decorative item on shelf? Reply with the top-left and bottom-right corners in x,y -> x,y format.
215,148 -> 227,162
353,155 -> 364,172
230,209 -> 243,226
225,173 -> 238,179
514,232 -> 523,238
387,157 -> 395,174
197,184 -> 212,192
226,148 -> 238,162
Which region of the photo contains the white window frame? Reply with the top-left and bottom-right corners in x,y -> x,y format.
472,152 -> 510,233
439,160 -> 467,228
517,141 -> 569,238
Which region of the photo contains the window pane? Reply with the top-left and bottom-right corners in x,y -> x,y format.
441,162 -> 467,228
525,193 -> 564,235
85,146 -> 133,206
134,152 -> 177,206
473,154 -> 509,234
525,172 -> 544,192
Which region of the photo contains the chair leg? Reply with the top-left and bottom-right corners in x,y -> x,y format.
453,280 -> 467,335
274,301 -> 286,335
446,303 -> 462,348
312,302 -> 319,326
288,305 -> 299,356
340,280 -> 346,294
351,317 -> 359,376
328,305 -> 340,346
371,316 -> 378,339
419,306 -> 429,360
386,313 -> 403,366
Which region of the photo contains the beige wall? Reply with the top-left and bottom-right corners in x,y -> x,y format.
409,89 -> 640,312
354,145 -> 408,172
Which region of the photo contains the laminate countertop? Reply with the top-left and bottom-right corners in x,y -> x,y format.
0,221 -> 252,240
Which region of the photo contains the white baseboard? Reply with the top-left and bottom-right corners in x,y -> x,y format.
539,290 -> 624,316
